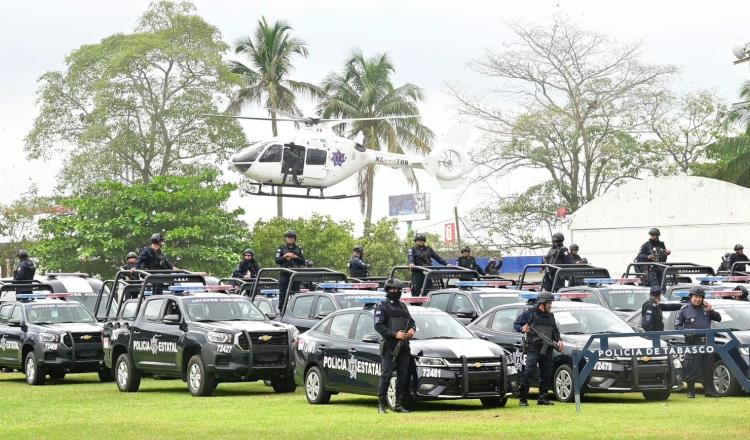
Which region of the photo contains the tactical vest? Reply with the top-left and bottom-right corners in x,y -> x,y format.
526,309 -> 556,351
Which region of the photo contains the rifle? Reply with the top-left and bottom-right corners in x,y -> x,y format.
525,323 -> 562,354
392,322 -> 413,361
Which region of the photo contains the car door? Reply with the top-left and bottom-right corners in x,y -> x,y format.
351,312 -> 381,393
152,299 -> 182,370
450,293 -> 478,325
131,298 -> 165,372
474,307 -> 525,370
304,147 -> 328,179
314,295 -> 335,320
322,312 -> 357,390
282,295 -> 316,332
5,305 -> 24,367
0,304 -> 19,366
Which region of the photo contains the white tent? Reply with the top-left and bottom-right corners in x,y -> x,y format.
564,176 -> 750,276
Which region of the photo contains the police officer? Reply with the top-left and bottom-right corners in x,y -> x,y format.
408,233 -> 447,296
641,285 -> 682,332
569,244 -> 584,264
635,228 -> 671,290
348,245 -> 370,278
13,249 -> 36,281
718,252 -> 733,273
513,292 -> 563,406
728,244 -> 749,273
484,256 -> 503,275
232,249 -> 260,279
275,230 -> 305,311
374,278 -> 415,414
135,233 -> 174,271
122,252 -> 138,271
457,247 -> 484,275
675,286 -> 721,398
541,232 -> 573,292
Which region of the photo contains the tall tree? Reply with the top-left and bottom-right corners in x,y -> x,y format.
227,17 -> 320,218
319,50 -> 434,223
25,1 -> 246,191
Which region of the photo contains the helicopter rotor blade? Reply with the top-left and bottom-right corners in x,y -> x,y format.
262,107 -> 304,121
320,115 -> 420,123
200,113 -> 301,122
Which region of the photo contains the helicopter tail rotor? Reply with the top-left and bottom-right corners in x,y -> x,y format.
422,145 -> 471,189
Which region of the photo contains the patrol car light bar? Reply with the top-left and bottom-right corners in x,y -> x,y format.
455,280 -> 512,288
556,292 -> 591,299
519,292 -> 539,301
673,290 -> 741,299
15,292 -> 69,300
259,289 -> 279,296
318,282 -> 379,290
583,278 -> 641,286
354,297 -> 386,304
167,285 -> 234,293
401,297 -> 430,304
698,276 -> 750,284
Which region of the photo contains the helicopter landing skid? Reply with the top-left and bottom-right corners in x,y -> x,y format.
244,184 -> 362,200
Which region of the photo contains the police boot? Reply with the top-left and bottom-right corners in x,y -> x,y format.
686,382 -> 696,399
703,383 -> 720,398
537,392 -> 554,406
519,385 -> 529,406
377,396 -> 388,414
393,396 -> 411,413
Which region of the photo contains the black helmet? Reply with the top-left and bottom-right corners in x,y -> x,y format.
126,252 -> 138,259
537,292 -> 555,305
648,228 -> 660,236
414,233 -> 426,242
735,244 -> 744,251
353,245 -> 364,253
384,278 -> 404,291
150,233 -> 165,244
243,248 -> 254,256
570,244 -> 580,251
285,229 -> 297,239
461,247 -> 471,253
551,232 -> 564,243
725,252 -> 733,258
304,259 -> 313,267
650,285 -> 662,296
17,249 -> 28,259
689,286 -> 706,298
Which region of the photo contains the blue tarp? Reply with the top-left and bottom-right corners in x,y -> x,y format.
446,255 -> 544,273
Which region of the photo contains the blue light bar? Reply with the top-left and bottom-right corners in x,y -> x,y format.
354,296 -> 385,304
15,292 -> 66,300
318,282 -> 379,290
673,290 -> 740,299
260,289 -> 279,296
583,278 -> 616,286
698,276 -> 728,284
455,280 -> 512,288
519,292 -> 539,301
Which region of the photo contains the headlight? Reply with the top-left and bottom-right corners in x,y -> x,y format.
207,332 -> 233,344
415,357 -> 447,367
39,333 -> 60,343
740,347 -> 750,356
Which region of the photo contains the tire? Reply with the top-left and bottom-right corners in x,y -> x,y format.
25,351 -> 45,386
642,390 -> 670,401
304,366 -> 331,404
553,364 -> 575,403
98,367 -> 115,382
271,375 -> 297,393
49,370 -> 66,380
386,377 -> 415,410
480,396 -> 508,408
712,360 -> 740,397
115,353 -> 141,392
186,355 -> 216,397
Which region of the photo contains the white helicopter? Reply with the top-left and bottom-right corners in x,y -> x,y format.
207,111 -> 471,199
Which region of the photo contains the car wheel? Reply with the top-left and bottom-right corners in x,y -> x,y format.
98,367 -> 114,382
49,370 -> 66,380
642,390 -> 670,401
712,361 -> 740,397
187,355 -> 216,397
115,353 -> 141,392
271,375 -> 297,393
25,352 -> 45,386
553,364 -> 575,403
386,377 -> 415,410
480,396 -> 508,408
304,366 -> 331,404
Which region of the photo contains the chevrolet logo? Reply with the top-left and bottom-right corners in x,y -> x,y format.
81,335 -> 93,341
640,356 -> 651,363
472,362 -> 484,369
258,335 -> 273,343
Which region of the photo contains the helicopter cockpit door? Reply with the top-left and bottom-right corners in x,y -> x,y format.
303,147 -> 328,179
281,143 -> 306,185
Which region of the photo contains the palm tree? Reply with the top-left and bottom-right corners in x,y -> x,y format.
319,50 -> 434,223
228,17 -> 319,217
709,81 -> 750,186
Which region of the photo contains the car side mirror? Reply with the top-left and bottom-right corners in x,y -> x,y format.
361,333 -> 381,344
264,312 -> 277,320
630,323 -> 644,332
8,319 -> 21,327
163,314 -> 181,325
455,309 -> 477,319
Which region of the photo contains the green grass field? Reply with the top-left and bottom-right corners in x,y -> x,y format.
1,372 -> 748,439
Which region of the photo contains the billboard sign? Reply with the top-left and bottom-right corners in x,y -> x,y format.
388,193 -> 430,222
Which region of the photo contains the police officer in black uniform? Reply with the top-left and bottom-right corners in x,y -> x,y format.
232,249 -> 260,279
640,285 -> 682,331
635,228 -> 671,291
348,245 -> 370,278
728,244 -> 749,273
135,233 -> 174,271
121,252 -> 139,280
408,233 -> 447,296
541,232 -> 573,292
374,278 -> 416,414
457,247 -> 484,275
484,256 -> 503,275
13,249 -> 36,281
514,292 -> 562,406
718,252 -> 733,273
569,244 -> 584,264
675,286 -> 721,398
275,230 -> 305,311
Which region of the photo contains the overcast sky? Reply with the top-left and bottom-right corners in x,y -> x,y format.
1,0 -> 749,243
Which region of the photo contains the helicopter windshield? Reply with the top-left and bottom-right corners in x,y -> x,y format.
232,142 -> 269,172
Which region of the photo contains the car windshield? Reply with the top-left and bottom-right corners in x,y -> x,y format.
602,289 -> 652,312
337,294 -> 385,309
553,308 -> 633,335
184,297 -> 265,322
714,305 -> 750,331
412,311 -> 475,340
27,303 -> 96,324
67,292 -> 100,314
472,293 -> 523,312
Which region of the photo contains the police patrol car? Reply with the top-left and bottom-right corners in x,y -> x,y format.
557,278 -> 655,319
40,272 -> 105,316
295,299 -> 515,409
102,272 -> 298,396
0,282 -> 111,385
427,280 -> 526,325
468,291 -> 682,402
627,290 -> 750,397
